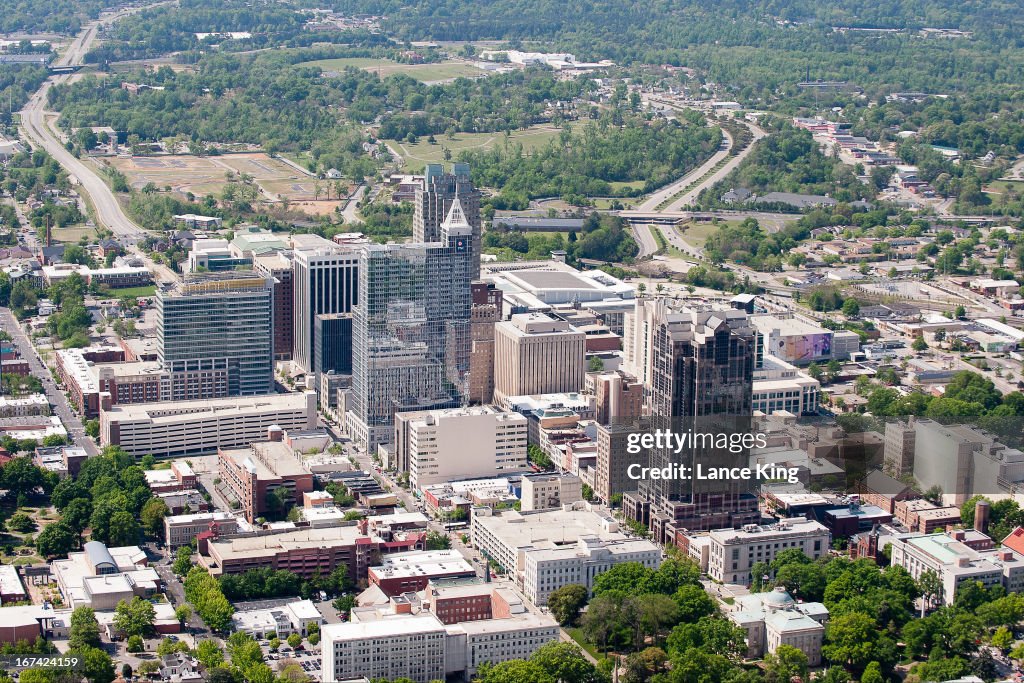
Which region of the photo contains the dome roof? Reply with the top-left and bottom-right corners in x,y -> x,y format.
764,586 -> 796,609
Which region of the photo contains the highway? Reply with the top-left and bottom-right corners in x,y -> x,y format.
635,127 -> 734,212
662,120 -> 766,212
18,7 -> 179,284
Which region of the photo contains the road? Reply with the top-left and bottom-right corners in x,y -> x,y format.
0,309 -> 99,456
18,7 -> 179,284
635,127 -> 734,212
662,120 -> 766,212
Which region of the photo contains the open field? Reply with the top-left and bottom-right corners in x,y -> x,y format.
303,57 -> 484,82
390,125 -> 561,172
676,220 -> 724,248
101,153 -> 349,213
101,285 -> 158,298
986,179 -> 1024,195
50,225 -> 96,244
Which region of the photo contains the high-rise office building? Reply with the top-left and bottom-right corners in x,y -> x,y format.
314,313 -> 354,376
623,302 -> 759,543
413,163 -> 482,279
253,252 -> 294,361
156,272 -> 274,399
291,235 -> 359,373
492,313 -> 586,407
467,282 -> 503,405
348,201 -> 473,450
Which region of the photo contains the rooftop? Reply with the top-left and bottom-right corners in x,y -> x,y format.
103,392 -> 312,423
207,525 -> 376,561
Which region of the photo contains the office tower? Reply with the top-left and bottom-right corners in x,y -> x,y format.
314,313 -> 353,376
623,302 -> 759,543
348,201 -> 473,450
156,272 -> 274,399
253,252 -> 294,361
291,235 -> 360,373
413,163 -> 482,279
492,313 -> 586,407
467,282 -> 503,405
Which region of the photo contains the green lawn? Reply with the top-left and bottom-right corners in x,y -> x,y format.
678,221 -> 728,248
301,57 -> 484,82
51,225 -> 96,244
566,628 -> 607,660
390,125 -> 561,172
102,285 -> 157,298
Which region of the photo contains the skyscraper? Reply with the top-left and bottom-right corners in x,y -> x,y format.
253,252 -> 294,361
348,200 -> 473,450
291,235 -> 360,373
413,163 -> 482,279
492,313 -> 586,407
623,301 -> 759,543
156,272 -> 274,399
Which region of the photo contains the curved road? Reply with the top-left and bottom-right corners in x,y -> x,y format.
635,127 -> 734,213
663,120 -> 766,212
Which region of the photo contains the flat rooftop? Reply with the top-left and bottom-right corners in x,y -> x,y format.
473,507 -> 625,548
104,392 -> 311,422
207,526 -> 376,561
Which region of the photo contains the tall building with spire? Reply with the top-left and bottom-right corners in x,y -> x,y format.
348,200 -> 473,450
413,163 -> 482,279
623,301 -> 760,543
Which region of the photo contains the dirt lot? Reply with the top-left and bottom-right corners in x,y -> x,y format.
103,153 -> 350,208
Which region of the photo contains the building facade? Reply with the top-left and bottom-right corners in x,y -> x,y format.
157,273 -> 274,398
493,313 -> 586,406
253,252 -> 294,361
291,236 -> 360,373
413,163 -> 482,279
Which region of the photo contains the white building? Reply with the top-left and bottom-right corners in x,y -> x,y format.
753,355 -> 820,415
321,606 -> 558,683
100,392 -> 317,457
702,518 -> 831,585
232,599 -> 324,638
471,505 -> 661,605
52,542 -> 158,609
164,511 -> 240,548
519,472 -> 583,511
394,405 -> 529,488
0,394 -> 50,418
727,587 -> 828,665
890,529 -> 1024,604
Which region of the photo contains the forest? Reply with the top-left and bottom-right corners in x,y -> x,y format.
698,119 -> 874,208
324,0 -> 1024,97
0,0 -> 105,34
464,111 -> 721,206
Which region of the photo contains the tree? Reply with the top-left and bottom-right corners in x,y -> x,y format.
140,497 -> 169,537
860,661 -> 885,683
993,625 -> 1014,651
823,611 -> 896,674
172,546 -> 193,576
175,605 -> 192,625
63,498 -> 92,535
478,659 -> 555,683
622,646 -> 667,683
68,606 -> 102,650
7,512 -> 35,533
269,637 -> 281,651
196,639 -> 224,669
286,633 -> 302,649
529,642 -> 596,683
917,569 -> 943,613
113,596 -> 155,638
547,584 -> 588,626
70,646 -> 115,683
126,634 -> 144,652
425,530 -> 451,550
764,644 -> 808,683
672,584 -> 715,622
912,335 -> 928,352
841,298 -> 860,317
35,521 -> 77,557
105,510 -> 140,546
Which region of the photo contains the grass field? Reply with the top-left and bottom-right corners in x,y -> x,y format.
102,285 -> 158,298
391,125 -> 561,172
677,221 -> 725,248
302,57 -> 484,82
986,179 -> 1024,195
50,225 -> 96,244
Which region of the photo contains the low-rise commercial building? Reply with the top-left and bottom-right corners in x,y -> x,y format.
218,428 -> 314,522
164,511 -> 240,548
393,406 -> 528,488
199,526 -> 381,580
52,542 -> 158,609
232,599 -> 323,638
368,550 -> 477,596
100,392 -> 317,457
890,529 -> 1024,604
702,518 -> 831,585
519,472 -> 582,511
471,505 -> 660,605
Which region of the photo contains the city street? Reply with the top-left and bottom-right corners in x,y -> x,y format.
0,309 -> 98,455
